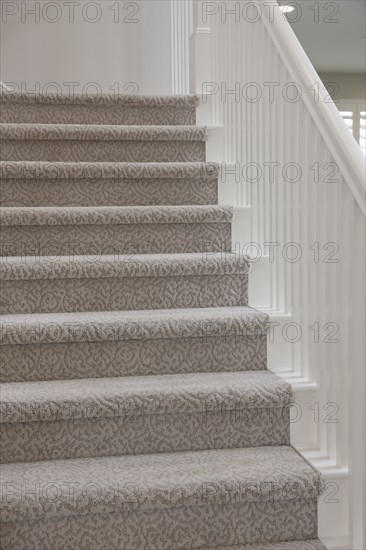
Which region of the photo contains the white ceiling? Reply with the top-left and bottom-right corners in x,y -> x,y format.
284,0 -> 366,73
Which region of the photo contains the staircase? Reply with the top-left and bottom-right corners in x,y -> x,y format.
0,91 -> 326,549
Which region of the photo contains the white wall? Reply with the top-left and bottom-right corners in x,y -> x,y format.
0,0 -> 172,95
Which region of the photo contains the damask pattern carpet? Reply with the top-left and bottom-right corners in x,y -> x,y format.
0,91 -> 326,549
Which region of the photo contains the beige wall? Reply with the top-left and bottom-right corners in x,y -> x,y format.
318,72 -> 366,101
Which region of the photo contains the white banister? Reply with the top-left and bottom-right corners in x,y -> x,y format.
191,0 -> 365,546
260,0 -> 365,215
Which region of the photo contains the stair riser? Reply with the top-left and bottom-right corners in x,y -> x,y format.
0,140 -> 206,163
0,178 -> 218,207
1,407 -> 290,463
0,104 -> 197,126
1,223 -> 232,257
0,335 -> 267,383
1,273 -> 247,314
0,500 -> 318,549
0,87 -> 324,550
199,543 -> 326,550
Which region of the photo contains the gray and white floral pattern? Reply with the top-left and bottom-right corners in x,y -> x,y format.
0,92 -> 200,106
1,371 -> 291,423
0,161 -> 219,207
0,94 -> 325,549
1,205 -> 232,226
1,335 -> 268,383
0,501 -> 321,549
1,139 -> 206,163
1,251 -> 245,280
0,160 -> 219,180
1,161 -> 220,207
0,92 -> 199,126
1,253 -> 248,314
0,124 -> 207,141
1,446 -> 323,548
0,306 -> 269,345
1,273 -> 248,314
199,542 -> 326,550
0,124 -> 208,163
0,177 -> 218,207
2,227 -> 232,258
1,207 -> 233,258
1,372 -> 292,462
1,446 -> 323,520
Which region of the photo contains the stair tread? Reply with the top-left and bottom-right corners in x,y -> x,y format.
0,123 -> 207,142
1,91 -> 200,107
0,90 -> 324,548
1,370 -> 291,424
197,541 -> 326,550
1,251 -> 247,280
1,445 -> 324,522
0,305 -> 267,345
0,160 -> 219,180
0,204 -> 232,226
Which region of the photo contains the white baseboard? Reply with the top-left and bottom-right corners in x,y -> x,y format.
320,535 -> 350,549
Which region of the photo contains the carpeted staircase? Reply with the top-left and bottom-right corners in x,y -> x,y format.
0,92 -> 326,549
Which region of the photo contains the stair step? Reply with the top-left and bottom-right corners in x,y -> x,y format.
198,542 -> 326,550
0,306 -> 268,382
0,205 -> 232,257
0,161 -> 219,207
0,371 -> 292,462
0,124 -> 207,162
1,251 -> 246,314
0,446 -> 324,549
0,90 -> 325,548
0,92 -> 199,125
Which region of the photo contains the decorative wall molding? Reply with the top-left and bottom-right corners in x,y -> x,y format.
193,27 -> 211,35
171,0 -> 192,94
199,1 -> 365,546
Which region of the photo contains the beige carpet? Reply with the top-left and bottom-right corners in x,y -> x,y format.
0,91 -> 326,549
